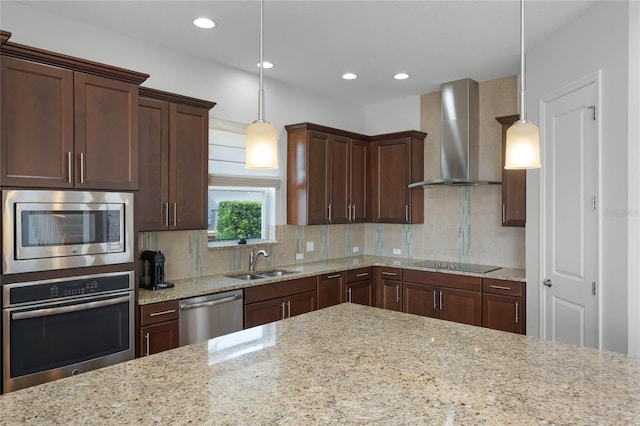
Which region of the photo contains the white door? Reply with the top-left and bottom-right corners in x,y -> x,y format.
542,81 -> 598,348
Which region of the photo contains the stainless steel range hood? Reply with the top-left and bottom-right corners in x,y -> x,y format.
409,78 -> 500,188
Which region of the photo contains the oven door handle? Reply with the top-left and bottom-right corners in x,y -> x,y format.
11,295 -> 131,320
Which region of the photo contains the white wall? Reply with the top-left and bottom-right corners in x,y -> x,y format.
526,1 -> 633,354
363,96 -> 421,135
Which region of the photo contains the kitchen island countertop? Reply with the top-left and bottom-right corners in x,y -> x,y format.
1,303 -> 638,425
138,255 -> 525,305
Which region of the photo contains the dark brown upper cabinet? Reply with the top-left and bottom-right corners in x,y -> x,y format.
0,43 -> 148,190
137,87 -> 215,231
286,123 -> 369,225
496,114 -> 526,227
369,131 -> 426,224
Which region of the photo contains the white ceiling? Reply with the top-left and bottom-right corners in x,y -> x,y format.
13,0 -> 598,105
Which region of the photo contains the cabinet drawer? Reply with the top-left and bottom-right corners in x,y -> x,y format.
378,267 -> 402,280
403,270 -> 481,292
140,300 -> 179,326
483,279 -> 523,297
244,276 -> 316,304
345,267 -> 372,283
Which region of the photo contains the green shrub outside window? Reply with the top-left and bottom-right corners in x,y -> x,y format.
216,201 -> 262,241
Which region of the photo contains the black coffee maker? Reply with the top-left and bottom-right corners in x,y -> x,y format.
140,250 -> 174,290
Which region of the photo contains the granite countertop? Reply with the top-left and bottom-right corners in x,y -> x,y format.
139,255 -> 526,305
1,303 -> 638,425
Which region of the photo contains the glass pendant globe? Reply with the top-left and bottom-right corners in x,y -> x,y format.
245,121 -> 279,169
505,120 -> 541,169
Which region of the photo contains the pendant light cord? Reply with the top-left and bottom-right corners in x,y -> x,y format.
519,0 -> 526,122
258,0 -> 265,123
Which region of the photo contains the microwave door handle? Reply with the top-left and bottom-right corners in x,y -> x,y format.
11,296 -> 130,320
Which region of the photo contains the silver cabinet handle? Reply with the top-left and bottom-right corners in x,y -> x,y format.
328,204 -> 332,223
433,291 -> 437,309
12,295 -> 130,320
173,202 -> 177,227
281,302 -> 286,320
502,204 -> 506,223
489,285 -> 513,291
381,271 -> 397,277
149,309 -> 176,317
347,204 -> 352,221
356,272 -> 369,278
180,295 -> 242,311
287,300 -> 291,318
145,332 -> 150,356
79,152 -> 85,183
352,205 -> 356,220
515,301 -> 520,324
405,205 -> 409,222
439,291 -> 443,311
347,287 -> 352,303
395,284 -> 400,303
327,274 -> 341,279
67,152 -> 72,183
543,278 -> 553,288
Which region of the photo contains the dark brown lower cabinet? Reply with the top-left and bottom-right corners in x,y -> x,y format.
139,300 -> 179,357
377,267 -> 403,311
482,278 -> 526,334
244,277 -> 317,328
345,267 -> 375,306
403,282 -> 438,318
440,288 -> 482,326
317,272 -> 344,309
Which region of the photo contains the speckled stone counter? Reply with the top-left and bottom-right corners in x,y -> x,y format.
139,255 -> 526,305
1,304 -> 638,425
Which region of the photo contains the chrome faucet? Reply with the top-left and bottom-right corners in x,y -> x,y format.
249,248 -> 269,271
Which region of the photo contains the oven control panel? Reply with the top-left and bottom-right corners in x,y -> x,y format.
3,271 -> 134,307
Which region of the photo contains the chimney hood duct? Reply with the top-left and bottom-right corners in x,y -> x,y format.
409,78 -> 501,188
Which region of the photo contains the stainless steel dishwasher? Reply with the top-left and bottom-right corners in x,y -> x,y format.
178,289 -> 244,346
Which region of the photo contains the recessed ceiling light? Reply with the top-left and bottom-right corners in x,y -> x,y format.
257,61 -> 274,69
394,73 -> 410,80
193,17 -> 216,29
342,73 -> 357,80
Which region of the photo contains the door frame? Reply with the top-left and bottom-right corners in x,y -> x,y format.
538,70 -> 602,348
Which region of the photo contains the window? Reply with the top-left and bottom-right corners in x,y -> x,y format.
208,119 -> 280,246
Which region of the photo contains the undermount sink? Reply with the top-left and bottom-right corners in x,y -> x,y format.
226,269 -> 299,281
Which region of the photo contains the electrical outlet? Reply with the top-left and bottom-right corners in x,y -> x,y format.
295,253 -> 304,260
352,246 -> 359,253
306,241 -> 314,252
393,248 -> 401,255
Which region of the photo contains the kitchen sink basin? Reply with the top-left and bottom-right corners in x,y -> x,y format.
226,269 -> 299,281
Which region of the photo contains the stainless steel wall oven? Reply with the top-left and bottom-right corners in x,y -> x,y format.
2,271 -> 135,393
2,190 -> 134,274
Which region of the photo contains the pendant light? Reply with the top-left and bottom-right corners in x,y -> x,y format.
505,0 -> 541,169
245,0 -> 279,170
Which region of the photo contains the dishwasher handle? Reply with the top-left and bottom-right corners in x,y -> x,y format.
180,294 -> 242,311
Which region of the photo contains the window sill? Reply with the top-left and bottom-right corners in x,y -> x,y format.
207,239 -> 278,251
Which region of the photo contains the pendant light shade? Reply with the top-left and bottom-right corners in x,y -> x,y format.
505,0 -> 541,170
245,0 -> 279,170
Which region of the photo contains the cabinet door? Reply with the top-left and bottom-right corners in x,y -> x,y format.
483,294 -> 524,334
317,273 -> 344,309
307,131 -> 330,224
244,298 -> 285,329
440,288 -> 482,326
140,321 -> 179,356
345,280 -> 375,306
372,138 -> 410,223
169,103 -> 209,230
403,282 -> 438,318
349,139 -> 368,223
287,290 -> 317,318
1,57 -> 74,188
74,72 -> 138,190
137,98 -> 170,231
497,114 -> 526,227
380,278 -> 402,311
329,135 -> 350,224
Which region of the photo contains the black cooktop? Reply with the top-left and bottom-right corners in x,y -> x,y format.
409,260 -> 501,274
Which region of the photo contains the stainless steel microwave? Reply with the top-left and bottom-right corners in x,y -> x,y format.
2,190 -> 134,274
